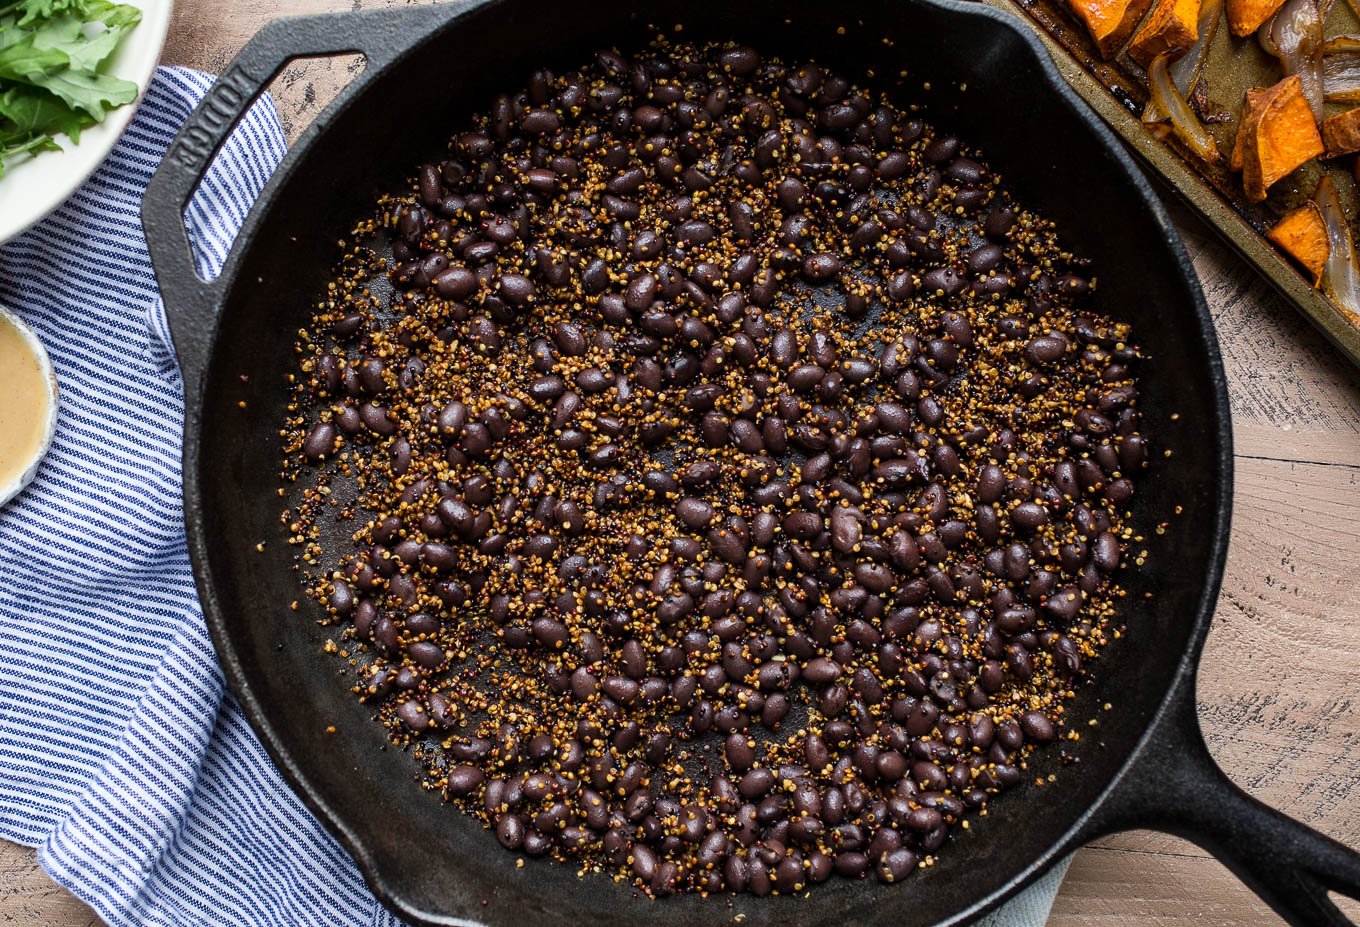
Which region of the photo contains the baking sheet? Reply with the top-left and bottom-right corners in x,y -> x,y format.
986,0 -> 1360,366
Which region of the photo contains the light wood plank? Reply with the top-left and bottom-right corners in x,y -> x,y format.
0,846 -> 97,927
1052,841 -> 1273,927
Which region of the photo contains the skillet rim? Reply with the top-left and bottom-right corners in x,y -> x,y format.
172,0 -> 1235,923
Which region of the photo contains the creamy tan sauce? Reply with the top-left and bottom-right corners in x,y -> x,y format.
0,314 -> 51,488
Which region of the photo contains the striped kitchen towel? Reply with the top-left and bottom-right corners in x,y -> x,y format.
0,66 -> 1068,927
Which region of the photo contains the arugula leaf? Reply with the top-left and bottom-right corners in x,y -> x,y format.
14,1 -> 85,27
0,0 -> 140,176
0,34 -> 67,83
0,84 -> 90,139
0,130 -> 59,178
0,16 -> 29,50
14,11 -> 138,117
29,65 -> 134,117
32,6 -> 140,72
73,11 -> 139,70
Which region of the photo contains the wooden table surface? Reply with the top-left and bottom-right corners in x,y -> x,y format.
4,1 -> 1359,923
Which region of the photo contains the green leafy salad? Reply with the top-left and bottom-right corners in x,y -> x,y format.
0,0 -> 141,178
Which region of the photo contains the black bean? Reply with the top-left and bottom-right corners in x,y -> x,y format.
446,764 -> 484,797
886,271 -> 915,302
1045,585 -> 1082,621
1093,531 -> 1121,572
433,265 -> 477,299
408,641 -> 444,669
921,266 -> 964,296
421,542 -> 458,572
878,847 -> 918,883
983,205 -> 1016,238
303,422 -> 338,460
528,375 -> 566,403
829,507 -> 863,553
875,401 -> 912,434
499,273 -> 535,305
725,733 -> 757,771
873,456 -> 927,486
603,675 -> 640,704
467,315 -> 502,352
575,367 -> 613,393
924,135 -> 959,163
855,562 -> 895,594
976,465 -> 1005,503
497,813 -> 526,849
418,164 -> 443,206
833,851 -> 869,878
397,699 -> 430,732
1019,710 -> 1056,742
802,253 -> 842,282
553,321 -> 588,356
946,157 -> 985,184
1011,502 -> 1049,531
782,511 -> 822,540
461,422 -> 492,456
717,45 -> 760,74
738,768 -> 775,798
803,658 -> 843,683
675,497 -> 715,529
521,109 -> 561,134
359,403 -> 397,436
625,273 -> 658,311
1024,332 -> 1070,366
329,578 -> 355,616
359,357 -> 386,393
967,244 -> 1004,275
788,364 -> 825,393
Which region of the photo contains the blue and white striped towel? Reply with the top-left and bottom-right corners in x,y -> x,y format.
0,67 -> 1068,927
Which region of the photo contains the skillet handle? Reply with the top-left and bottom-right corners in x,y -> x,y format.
1095,688 -> 1360,925
141,4 -> 460,401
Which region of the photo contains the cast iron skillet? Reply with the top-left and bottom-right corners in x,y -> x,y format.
141,0 -> 1360,924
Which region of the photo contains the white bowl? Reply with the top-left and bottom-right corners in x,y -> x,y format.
0,0 -> 174,244
0,305 -> 58,507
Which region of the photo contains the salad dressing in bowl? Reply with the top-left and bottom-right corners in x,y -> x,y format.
0,307 -> 57,506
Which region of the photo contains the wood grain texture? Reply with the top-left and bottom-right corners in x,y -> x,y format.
3,3 -> 1358,925
0,849 -> 98,927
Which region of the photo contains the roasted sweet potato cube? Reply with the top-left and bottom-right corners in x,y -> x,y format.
1229,87 -> 1267,172
1129,0 -> 1200,68
1068,0 -> 1158,57
1227,0 -> 1286,37
1235,76 -> 1324,202
1267,202 -> 1329,285
1322,108 -> 1360,157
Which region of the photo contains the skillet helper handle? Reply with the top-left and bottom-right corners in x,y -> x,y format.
142,4 -> 457,399
1100,690 -> 1360,925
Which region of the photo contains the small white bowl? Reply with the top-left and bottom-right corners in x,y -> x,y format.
0,306 -> 59,508
0,0 -> 174,244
